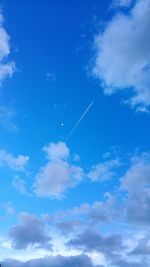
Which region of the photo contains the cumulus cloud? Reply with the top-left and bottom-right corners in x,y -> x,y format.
55,220 -> 84,236
121,152 -> 150,193
67,228 -> 124,256
0,14 -> 15,83
120,152 -> 150,225
43,141 -> 70,161
34,160 -> 83,199
93,0 -> 150,110
44,201 -> 107,230
44,197 -> 118,235
2,144 -> 150,266
5,148 -> 150,265
72,200 -> 113,223
130,234 -> 150,256
66,228 -> 150,266
34,141 -> 84,199
0,149 -> 29,171
9,213 -> 52,250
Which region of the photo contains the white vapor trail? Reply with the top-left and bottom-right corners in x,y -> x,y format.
66,99 -> 95,141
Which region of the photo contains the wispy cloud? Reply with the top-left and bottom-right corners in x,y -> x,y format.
0,149 -> 29,171
12,176 -> 29,195
88,158 -> 120,182
2,202 -> 15,216
46,72 -> 56,82
112,0 -> 132,8
0,13 -> 15,83
0,106 -> 18,132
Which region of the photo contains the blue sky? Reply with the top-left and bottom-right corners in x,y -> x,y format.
0,0 -> 150,266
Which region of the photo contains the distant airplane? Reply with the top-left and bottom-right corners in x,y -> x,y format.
66,99 -> 95,141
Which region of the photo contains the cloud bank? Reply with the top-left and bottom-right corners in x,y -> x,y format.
2,255 -> 102,267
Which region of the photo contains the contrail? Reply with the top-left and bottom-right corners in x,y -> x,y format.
66,99 -> 95,141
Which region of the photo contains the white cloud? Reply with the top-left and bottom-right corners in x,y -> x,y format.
43,141 -> 70,161
34,160 -> 83,199
34,143 -> 121,200
88,158 -> 120,182
67,228 -> 124,255
93,0 -> 150,110
9,213 -> 52,250
0,149 -> 29,171
121,152 -> 150,194
0,13 -> 15,83
34,142 -> 83,199
45,199 -> 115,228
120,152 -> 150,224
